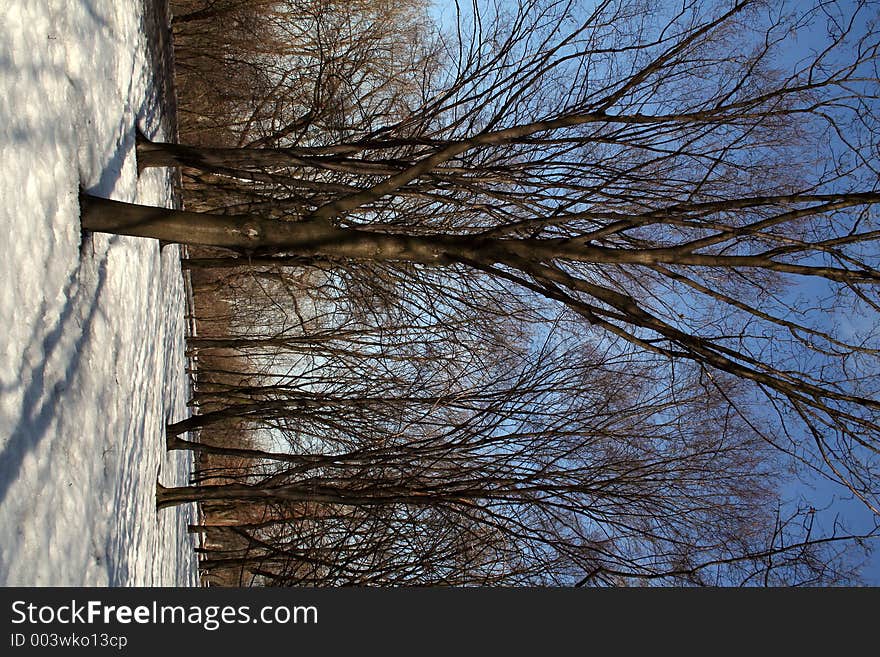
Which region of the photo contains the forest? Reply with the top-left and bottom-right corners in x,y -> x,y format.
88,0 -> 880,585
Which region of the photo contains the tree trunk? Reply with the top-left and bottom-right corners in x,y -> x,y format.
171,1 -> 275,26
136,139 -> 328,170
167,434 -> 343,468
165,405 -> 256,437
155,482 -> 473,509
78,193 -> 458,262
79,193 -> 339,251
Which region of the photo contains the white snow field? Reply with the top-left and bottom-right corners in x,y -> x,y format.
0,0 -> 198,585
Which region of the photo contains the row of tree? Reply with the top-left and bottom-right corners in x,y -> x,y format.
166,268 -> 860,585
107,0 -> 880,584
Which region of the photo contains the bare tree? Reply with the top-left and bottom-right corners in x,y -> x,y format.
153,315 -> 868,585
85,0 -> 880,515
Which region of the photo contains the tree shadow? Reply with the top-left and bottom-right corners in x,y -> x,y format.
0,253 -> 109,507
84,118 -> 135,198
79,0 -> 111,30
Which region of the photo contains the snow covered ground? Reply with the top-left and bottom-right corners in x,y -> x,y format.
0,0 -> 197,585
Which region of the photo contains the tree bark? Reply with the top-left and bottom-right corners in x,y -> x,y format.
167,434 -> 347,468
156,482 -> 473,509
79,193 -> 339,251
79,193 -> 463,262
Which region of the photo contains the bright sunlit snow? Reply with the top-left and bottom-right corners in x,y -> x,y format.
0,0 -> 197,585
